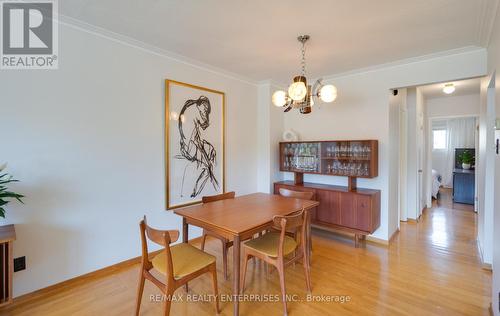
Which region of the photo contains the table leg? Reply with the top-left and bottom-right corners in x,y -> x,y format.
307,212 -> 312,266
232,235 -> 241,316
182,218 -> 188,243
182,218 -> 190,292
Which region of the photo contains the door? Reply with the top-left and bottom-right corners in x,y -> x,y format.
339,192 -> 356,229
417,109 -> 425,217
355,195 -> 372,232
316,190 -> 340,225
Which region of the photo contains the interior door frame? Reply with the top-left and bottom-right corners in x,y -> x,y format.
425,114 -> 479,210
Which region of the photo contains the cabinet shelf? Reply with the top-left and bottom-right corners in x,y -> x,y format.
279,140 -> 378,180
321,157 -> 371,161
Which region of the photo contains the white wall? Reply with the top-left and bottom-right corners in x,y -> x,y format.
388,89 -> 405,232
478,79 -> 495,267
487,6 -> 500,313
0,22 -> 259,297
283,47 -> 487,241
427,93 -> 481,118
257,82 -> 284,193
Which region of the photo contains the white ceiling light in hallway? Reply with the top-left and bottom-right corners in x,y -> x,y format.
443,83 -> 456,94
272,35 -> 337,114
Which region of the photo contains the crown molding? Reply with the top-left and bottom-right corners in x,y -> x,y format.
317,46 -> 486,82
477,0 -> 500,47
57,14 -> 259,86
257,79 -> 288,89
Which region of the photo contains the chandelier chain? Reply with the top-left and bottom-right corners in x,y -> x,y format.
301,40 -> 306,77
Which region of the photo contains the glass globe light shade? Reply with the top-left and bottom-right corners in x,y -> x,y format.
272,90 -> 287,107
443,83 -> 455,94
320,84 -> 338,102
288,81 -> 307,101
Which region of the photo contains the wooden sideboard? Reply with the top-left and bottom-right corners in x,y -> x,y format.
274,181 -> 381,247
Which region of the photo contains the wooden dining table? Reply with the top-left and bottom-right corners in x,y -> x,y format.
174,192 -> 319,316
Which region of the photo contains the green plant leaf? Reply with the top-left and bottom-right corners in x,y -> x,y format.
0,179 -> 18,185
0,207 -> 5,218
0,192 -> 24,203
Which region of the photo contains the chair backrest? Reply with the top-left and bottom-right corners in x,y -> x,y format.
272,209 -> 307,258
202,191 -> 235,203
279,188 -> 313,200
139,216 -> 179,278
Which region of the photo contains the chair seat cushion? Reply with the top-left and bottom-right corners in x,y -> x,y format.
152,243 -> 215,279
243,232 -> 297,257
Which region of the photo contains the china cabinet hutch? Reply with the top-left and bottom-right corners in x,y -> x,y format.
274,140 -> 380,247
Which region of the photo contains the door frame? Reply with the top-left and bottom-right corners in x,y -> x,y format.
425,114 -> 480,209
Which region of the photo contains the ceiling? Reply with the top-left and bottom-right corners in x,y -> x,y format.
419,78 -> 482,98
60,0 -> 499,82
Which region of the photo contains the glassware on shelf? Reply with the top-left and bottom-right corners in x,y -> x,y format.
282,141 -> 373,176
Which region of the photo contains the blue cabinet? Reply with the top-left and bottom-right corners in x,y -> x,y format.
452,169 -> 475,205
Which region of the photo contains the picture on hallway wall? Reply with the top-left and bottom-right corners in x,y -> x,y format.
165,79 -> 225,209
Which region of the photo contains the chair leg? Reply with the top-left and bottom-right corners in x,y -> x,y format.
302,245 -> 312,293
308,226 -> 313,266
277,261 -> 288,316
210,264 -> 220,314
240,253 -> 251,293
135,269 -> 145,316
163,288 -> 173,316
222,241 -> 229,280
200,232 -> 207,251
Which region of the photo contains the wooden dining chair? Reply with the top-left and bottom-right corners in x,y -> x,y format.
278,188 -> 314,200
200,191 -> 235,280
278,188 -> 314,262
135,216 -> 219,316
240,209 -> 311,316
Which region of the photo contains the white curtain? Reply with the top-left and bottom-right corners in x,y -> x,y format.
443,117 -> 476,187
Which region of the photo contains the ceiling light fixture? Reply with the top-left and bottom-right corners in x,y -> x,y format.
272,35 -> 337,114
443,83 -> 455,94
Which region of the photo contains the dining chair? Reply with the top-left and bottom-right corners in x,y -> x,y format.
240,209 -> 311,316
278,188 -> 314,262
135,216 -> 219,316
200,191 -> 236,280
278,188 -> 314,200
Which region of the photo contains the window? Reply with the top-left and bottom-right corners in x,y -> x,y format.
433,130 -> 447,150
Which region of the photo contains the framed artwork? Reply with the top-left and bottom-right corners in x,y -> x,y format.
165,79 -> 225,209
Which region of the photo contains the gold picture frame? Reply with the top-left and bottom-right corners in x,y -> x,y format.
165,79 -> 225,210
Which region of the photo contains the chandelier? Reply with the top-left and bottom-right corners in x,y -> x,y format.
272,35 -> 337,114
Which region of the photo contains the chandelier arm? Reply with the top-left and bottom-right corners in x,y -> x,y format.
312,79 -> 322,96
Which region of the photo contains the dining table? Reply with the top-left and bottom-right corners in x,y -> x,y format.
174,192 -> 319,316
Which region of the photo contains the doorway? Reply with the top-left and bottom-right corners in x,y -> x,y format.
399,78 -> 482,222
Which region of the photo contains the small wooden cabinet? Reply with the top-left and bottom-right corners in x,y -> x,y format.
453,169 -> 475,205
0,225 -> 15,306
274,181 -> 380,247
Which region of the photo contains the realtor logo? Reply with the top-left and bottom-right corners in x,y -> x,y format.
1,0 -> 58,69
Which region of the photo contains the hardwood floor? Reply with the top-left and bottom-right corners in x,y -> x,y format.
1,192 -> 491,315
